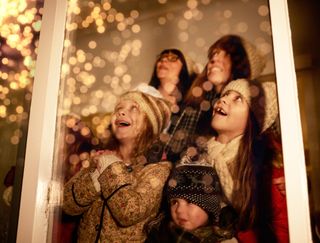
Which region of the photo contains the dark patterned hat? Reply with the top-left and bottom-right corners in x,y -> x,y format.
166,164 -> 222,220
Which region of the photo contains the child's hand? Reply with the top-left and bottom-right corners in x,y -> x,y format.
273,176 -> 286,196
94,151 -> 122,174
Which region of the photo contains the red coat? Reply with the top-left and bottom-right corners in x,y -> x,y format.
237,166 -> 289,243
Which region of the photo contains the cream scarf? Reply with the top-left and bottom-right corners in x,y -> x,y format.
207,135 -> 242,203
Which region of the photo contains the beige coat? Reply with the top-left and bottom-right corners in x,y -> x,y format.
63,161 -> 171,243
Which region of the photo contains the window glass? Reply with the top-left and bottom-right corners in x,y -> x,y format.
50,0 -> 289,242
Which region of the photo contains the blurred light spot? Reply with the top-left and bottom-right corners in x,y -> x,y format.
236,22 -> 248,33
223,10 -> 232,18
88,40 -> 97,49
158,17 -> 166,25
187,0 -> 198,9
258,5 -> 269,16
130,10 -> 139,19
260,20 -> 270,33
11,136 -> 19,145
192,87 -> 203,97
131,24 -> 140,33
16,106 -> 24,113
178,32 -> 189,42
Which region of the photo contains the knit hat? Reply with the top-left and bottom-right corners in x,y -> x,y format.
167,163 -> 222,220
119,91 -> 171,135
239,37 -> 266,80
221,78 -> 278,133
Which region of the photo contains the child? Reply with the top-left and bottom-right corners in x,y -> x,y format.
63,91 -> 172,243
165,35 -> 266,163
146,159 -> 238,243
207,78 -> 288,242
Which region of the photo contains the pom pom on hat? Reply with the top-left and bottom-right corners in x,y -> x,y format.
221,78 -> 278,133
119,91 -> 171,135
167,163 -> 222,220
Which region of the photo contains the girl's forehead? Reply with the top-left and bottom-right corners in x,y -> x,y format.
117,99 -> 139,106
224,90 -> 242,96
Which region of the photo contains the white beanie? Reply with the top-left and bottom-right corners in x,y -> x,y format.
221,79 -> 278,133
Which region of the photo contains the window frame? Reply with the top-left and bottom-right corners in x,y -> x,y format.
16,0 -> 312,242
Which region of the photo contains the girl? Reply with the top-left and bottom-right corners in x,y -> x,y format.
63,91 -> 172,243
208,79 -> 288,242
165,35 -> 266,163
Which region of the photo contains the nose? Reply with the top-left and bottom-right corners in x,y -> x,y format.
212,52 -> 222,62
218,96 -> 228,105
117,109 -> 126,117
175,202 -> 186,214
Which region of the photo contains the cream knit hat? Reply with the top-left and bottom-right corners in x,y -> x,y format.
119,91 -> 171,135
221,79 -> 278,133
240,37 -> 266,80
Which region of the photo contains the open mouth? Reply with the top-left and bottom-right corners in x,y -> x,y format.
115,120 -> 131,127
215,107 -> 227,116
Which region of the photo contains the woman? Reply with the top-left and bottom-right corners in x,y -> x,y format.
149,48 -> 194,108
165,35 -> 266,163
208,79 -> 288,242
63,91 -> 172,243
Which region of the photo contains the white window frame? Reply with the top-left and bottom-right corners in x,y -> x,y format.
16,0 -> 312,242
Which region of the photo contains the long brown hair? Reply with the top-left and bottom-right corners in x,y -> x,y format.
231,110 -> 275,230
231,111 -> 258,229
184,35 -> 251,107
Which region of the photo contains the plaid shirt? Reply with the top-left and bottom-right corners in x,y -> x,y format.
164,90 -> 219,162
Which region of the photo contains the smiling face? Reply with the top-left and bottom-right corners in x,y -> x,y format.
170,198 -> 209,231
207,49 -> 232,93
111,99 -> 146,144
211,90 -> 250,143
156,52 -> 183,86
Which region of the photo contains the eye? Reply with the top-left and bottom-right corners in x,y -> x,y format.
221,90 -> 231,97
234,95 -> 243,102
170,199 -> 178,206
131,105 -> 139,112
115,105 -> 122,112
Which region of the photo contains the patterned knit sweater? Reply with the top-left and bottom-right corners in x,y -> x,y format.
63,160 -> 172,243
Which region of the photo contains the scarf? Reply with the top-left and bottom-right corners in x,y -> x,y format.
207,135 -> 242,203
